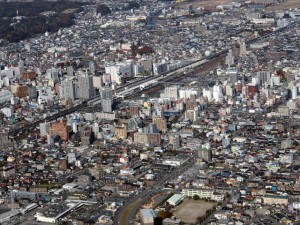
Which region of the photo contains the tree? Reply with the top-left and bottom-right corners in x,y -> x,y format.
157,211 -> 173,220
126,1 -> 140,10
196,216 -> 203,223
193,194 -> 200,200
97,4 -> 111,15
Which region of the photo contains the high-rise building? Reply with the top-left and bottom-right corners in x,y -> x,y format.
105,62 -> 133,84
101,99 -> 112,113
256,70 -> 271,86
239,40 -> 247,56
28,86 -> 37,100
67,66 -> 74,76
185,108 -> 198,122
0,132 -> 14,149
100,87 -> 113,100
160,86 -> 179,99
60,79 -> 75,100
198,147 -> 212,162
89,61 -> 96,74
179,87 -> 200,99
49,120 -> 70,141
129,106 -> 141,116
40,122 -> 50,136
153,62 -> 168,76
226,49 -> 234,67
152,117 -> 167,133
14,85 -> 28,98
115,124 -> 127,139
93,76 -> 103,89
77,75 -> 94,100
22,72 -> 37,80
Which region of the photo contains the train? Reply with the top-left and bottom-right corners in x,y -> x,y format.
139,79 -> 158,90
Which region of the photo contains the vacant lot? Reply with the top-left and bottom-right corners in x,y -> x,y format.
176,0 -> 231,10
267,0 -> 300,10
173,199 -> 216,224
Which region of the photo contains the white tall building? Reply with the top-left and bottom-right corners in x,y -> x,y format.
160,86 -> 179,99
101,99 -> 112,113
239,41 -> 247,56
203,88 -> 212,101
105,62 -> 133,84
40,122 -> 50,136
212,84 -> 224,102
179,88 -> 200,99
256,70 -> 271,85
292,84 -> 298,100
226,49 -> 235,67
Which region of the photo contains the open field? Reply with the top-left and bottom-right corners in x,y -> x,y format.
173,199 -> 216,224
176,0 -> 231,10
267,0 -> 300,10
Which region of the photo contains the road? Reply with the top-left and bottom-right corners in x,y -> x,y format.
114,158 -> 195,225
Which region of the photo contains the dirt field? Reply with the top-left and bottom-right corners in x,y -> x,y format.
267,0 -> 300,10
173,199 -> 216,224
176,0 -> 231,10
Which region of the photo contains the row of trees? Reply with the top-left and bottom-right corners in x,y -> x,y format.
196,207 -> 217,224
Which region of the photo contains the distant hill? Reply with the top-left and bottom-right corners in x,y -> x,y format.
0,1 -> 111,43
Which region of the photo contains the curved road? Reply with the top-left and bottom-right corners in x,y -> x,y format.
114,158 -> 196,224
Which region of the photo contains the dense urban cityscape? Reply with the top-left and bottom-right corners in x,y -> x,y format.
0,0 -> 300,224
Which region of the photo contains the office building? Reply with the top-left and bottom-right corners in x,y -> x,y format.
77,75 -> 94,100
100,87 -> 113,100
60,79 -> 76,100
67,66 -> 74,76
40,122 -> 50,136
152,117 -> 167,133
101,99 -> 112,113
198,147 -> 212,162
153,62 -> 168,75
240,40 -> 247,56
49,120 -> 70,141
226,49 -> 235,67
93,76 -> 103,89
160,86 -> 179,99
115,124 -> 127,139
